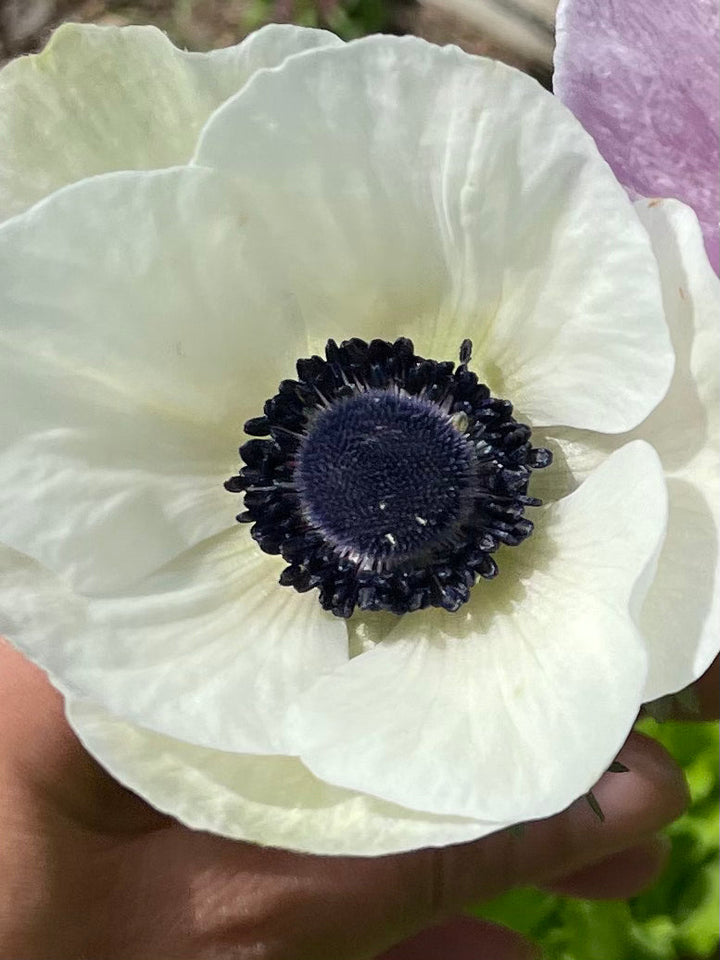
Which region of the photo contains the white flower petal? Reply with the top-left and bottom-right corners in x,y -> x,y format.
0,378 -> 234,595
531,200 -> 720,700
195,35 -> 672,431
0,535 -> 347,755
0,166 -> 308,591
66,698 -> 497,855
0,22 -> 341,220
288,442 -> 666,822
0,344 -> 236,595
634,201 -> 720,698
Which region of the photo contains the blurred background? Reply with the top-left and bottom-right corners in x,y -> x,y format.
0,0 -> 557,84
0,2 -> 717,958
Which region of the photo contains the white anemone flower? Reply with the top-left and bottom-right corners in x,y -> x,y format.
0,24 -> 718,856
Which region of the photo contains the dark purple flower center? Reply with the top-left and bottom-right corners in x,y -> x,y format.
225,337 -> 551,618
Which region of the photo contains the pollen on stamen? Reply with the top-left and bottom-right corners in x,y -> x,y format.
225,337 -> 552,618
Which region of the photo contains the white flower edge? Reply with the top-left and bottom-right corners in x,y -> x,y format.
0,22 -> 340,222
65,697 -> 500,857
532,199 -> 720,700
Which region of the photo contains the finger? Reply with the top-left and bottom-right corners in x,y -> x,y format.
542,834 -> 671,899
375,916 -> 539,960
233,732 -> 688,960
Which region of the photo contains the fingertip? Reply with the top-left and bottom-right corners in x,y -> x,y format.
595,731 -> 690,829
543,834 -> 672,900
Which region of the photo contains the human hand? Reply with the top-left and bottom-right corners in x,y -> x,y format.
0,640 -> 694,960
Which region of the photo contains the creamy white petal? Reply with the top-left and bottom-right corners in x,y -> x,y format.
288,443 -> 666,822
0,535 -> 347,755
195,35 -> 672,431
532,200 -> 720,700
0,166 -> 307,591
0,353 -> 236,595
66,697 -> 499,855
0,23 -> 341,220
635,201 -> 719,698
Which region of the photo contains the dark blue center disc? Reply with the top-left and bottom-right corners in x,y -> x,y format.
295,390 -> 475,565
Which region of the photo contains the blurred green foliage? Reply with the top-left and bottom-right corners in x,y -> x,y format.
240,0 -> 401,40
325,0 -> 396,40
472,721 -> 719,960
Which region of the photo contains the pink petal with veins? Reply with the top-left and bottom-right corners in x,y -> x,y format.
554,0 -> 719,272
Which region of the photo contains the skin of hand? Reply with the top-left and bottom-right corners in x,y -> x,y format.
0,639 -> 706,960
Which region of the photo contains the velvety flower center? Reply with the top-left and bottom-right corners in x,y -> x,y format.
295,390 -> 476,566
226,337 -> 552,617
